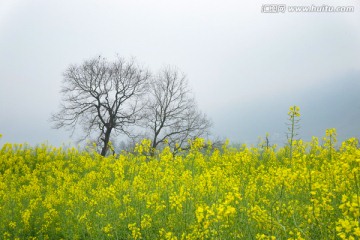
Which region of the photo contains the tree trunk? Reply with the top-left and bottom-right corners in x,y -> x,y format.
101,128 -> 112,156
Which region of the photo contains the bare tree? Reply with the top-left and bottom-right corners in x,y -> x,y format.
142,66 -> 212,153
51,56 -> 150,156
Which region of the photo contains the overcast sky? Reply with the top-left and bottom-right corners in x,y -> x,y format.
0,0 -> 359,147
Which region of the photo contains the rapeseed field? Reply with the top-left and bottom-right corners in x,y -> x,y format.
1,132 -> 360,239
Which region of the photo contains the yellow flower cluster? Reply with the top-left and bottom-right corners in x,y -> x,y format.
0,131 -> 359,239
288,106 -> 300,117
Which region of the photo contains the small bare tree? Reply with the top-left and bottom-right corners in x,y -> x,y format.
142,66 -> 211,153
51,56 -> 150,156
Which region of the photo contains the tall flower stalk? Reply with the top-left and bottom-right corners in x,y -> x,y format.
287,105 -> 301,160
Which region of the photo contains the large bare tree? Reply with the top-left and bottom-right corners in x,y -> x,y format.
51,56 -> 150,156
143,66 -> 211,153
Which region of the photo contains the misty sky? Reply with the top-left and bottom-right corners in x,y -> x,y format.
0,0 -> 359,147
